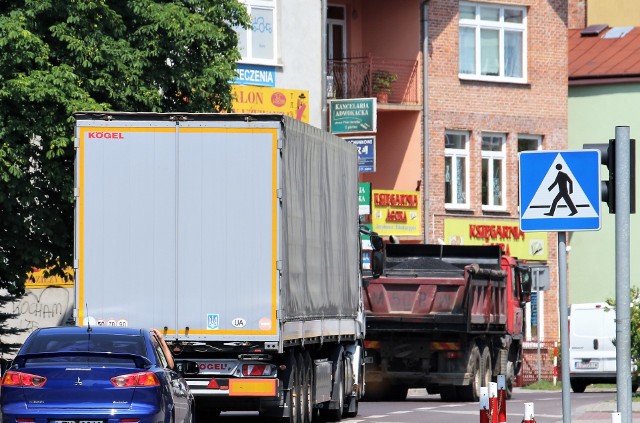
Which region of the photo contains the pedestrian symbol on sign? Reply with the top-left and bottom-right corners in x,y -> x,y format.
544,164 -> 578,217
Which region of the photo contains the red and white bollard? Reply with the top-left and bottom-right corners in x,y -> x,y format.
523,402 -> 535,423
553,341 -> 559,385
610,412 -> 621,423
479,386 -> 490,423
497,375 -> 507,423
489,382 -> 498,423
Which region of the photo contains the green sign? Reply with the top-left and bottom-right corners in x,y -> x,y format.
359,182 -> 371,216
330,98 -> 377,134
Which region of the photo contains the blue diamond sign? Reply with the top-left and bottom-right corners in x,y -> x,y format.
519,150 -> 601,232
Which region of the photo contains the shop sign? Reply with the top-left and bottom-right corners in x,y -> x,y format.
329,98 -> 376,134
359,183 -> 371,216
346,137 -> 375,173
232,85 -> 309,123
443,218 -> 548,260
371,189 -> 421,236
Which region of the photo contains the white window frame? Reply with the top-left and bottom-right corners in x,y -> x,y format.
237,0 -> 278,65
445,130 -> 470,210
481,132 -> 506,210
458,1 -> 527,84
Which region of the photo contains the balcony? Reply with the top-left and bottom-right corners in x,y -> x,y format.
327,55 -> 421,108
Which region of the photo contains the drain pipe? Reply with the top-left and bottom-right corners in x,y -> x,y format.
421,0 -> 430,243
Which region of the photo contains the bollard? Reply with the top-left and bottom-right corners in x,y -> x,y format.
523,402 -> 535,423
489,382 -> 498,423
553,341 -> 558,385
480,386 -> 490,423
497,375 -> 507,423
610,412 -> 621,423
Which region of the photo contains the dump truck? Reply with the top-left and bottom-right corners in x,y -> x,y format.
73,112 -> 383,422
362,243 -> 531,401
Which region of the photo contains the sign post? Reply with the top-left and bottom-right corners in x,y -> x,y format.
519,150 -> 602,423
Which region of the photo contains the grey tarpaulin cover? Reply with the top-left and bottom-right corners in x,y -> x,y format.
280,116 -> 360,321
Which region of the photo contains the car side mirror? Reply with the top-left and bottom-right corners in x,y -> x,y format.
175,360 -> 199,376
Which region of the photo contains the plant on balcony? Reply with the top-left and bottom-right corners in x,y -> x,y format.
371,70 -> 397,103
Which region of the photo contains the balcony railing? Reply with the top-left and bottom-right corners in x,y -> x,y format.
327,55 -> 421,105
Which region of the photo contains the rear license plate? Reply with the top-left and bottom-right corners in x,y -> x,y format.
575,361 -> 598,369
52,421 -> 102,423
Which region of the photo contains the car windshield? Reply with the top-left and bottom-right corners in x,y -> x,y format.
21,333 -> 146,367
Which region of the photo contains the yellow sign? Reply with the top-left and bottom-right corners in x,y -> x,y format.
371,190 -> 421,236
444,218 -> 548,261
25,266 -> 74,289
231,86 -> 309,123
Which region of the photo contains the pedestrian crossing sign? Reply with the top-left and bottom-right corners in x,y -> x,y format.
519,150 -> 601,232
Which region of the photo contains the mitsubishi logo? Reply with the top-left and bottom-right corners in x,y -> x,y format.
75,377 -> 83,386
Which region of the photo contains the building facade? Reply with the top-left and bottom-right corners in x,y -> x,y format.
230,0 -> 568,342
567,1 -> 640,304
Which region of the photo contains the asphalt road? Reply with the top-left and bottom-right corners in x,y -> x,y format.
206,386 -> 640,423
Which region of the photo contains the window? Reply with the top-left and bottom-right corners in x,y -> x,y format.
236,0 -> 277,65
445,131 -> 469,208
482,133 -> 506,209
517,134 -> 541,152
459,2 -> 527,83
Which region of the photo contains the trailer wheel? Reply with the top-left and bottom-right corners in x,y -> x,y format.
283,353 -> 302,423
480,347 -> 492,390
457,345 -> 481,401
299,352 -> 314,423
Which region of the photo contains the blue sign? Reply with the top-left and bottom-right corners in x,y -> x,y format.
234,64 -> 275,87
345,136 -> 375,172
519,150 -> 601,232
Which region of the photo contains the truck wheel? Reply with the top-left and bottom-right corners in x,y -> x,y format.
283,353 -> 302,423
299,352 -> 314,423
480,347 -> 492,389
457,345 -> 481,401
440,385 -> 458,402
505,361 -> 515,399
387,385 -> 408,401
319,353 -> 344,422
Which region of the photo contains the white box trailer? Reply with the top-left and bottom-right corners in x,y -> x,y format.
74,112 -> 366,421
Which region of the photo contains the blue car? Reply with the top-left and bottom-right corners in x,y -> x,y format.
1,326 -> 196,423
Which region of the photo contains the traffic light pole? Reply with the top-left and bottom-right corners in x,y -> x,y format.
614,126 -> 632,423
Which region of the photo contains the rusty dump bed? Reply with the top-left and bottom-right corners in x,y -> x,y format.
364,244 -> 508,334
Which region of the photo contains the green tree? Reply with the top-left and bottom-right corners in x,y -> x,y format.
0,0 -> 249,351
606,287 -> 640,370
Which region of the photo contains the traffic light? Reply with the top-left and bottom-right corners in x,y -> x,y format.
584,139 -> 636,214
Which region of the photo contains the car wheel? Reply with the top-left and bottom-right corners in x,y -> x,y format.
570,378 -> 587,393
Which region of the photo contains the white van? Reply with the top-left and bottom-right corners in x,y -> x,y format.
569,302 -> 620,393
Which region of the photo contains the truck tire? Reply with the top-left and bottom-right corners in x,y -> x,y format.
481,347 -> 492,389
457,345 -> 481,402
283,353 -> 302,423
440,385 -> 458,402
505,360 -> 515,399
299,352 -> 314,423
319,351 -> 344,422
387,385 -> 408,401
